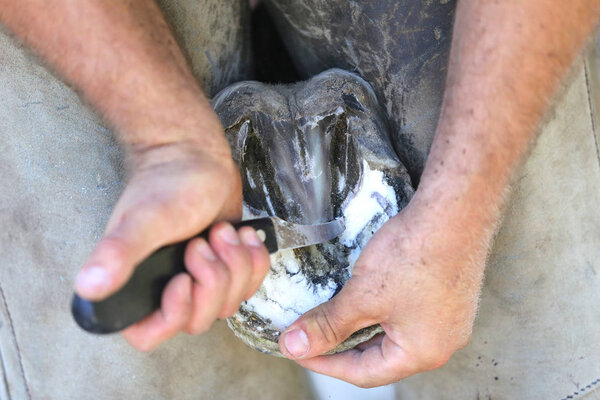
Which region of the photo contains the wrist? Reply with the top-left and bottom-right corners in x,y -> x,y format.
384,184 -> 489,288
402,145 -> 504,266
115,90 -> 228,153
410,168 -> 503,240
124,134 -> 236,176
411,105 -> 516,233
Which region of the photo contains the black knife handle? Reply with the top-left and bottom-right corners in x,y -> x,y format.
71,217 -> 277,334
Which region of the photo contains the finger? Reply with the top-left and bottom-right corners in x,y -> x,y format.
208,222 -> 253,318
297,335 -> 414,388
237,227 -> 271,300
279,278 -> 380,360
121,273 -> 193,352
75,236 -> 133,301
184,238 -> 230,334
76,197 -> 187,301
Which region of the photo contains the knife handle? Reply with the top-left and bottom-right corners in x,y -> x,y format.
71,217 -> 278,334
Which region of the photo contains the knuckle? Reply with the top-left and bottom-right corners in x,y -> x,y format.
200,263 -> 230,290
96,237 -> 128,262
456,331 -> 473,350
216,265 -> 231,288
416,332 -> 471,371
418,346 -> 453,371
221,249 -> 251,274
313,306 -> 344,345
429,352 -> 453,370
253,248 -> 271,271
127,199 -> 171,229
410,328 -> 470,371
220,305 -> 240,318
244,290 -> 257,302
354,378 -> 377,389
244,280 -> 263,300
196,265 -> 220,289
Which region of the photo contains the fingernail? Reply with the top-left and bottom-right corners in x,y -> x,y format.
76,266 -> 110,292
218,224 -> 240,245
195,239 -> 217,261
284,329 -> 310,358
240,229 -> 263,248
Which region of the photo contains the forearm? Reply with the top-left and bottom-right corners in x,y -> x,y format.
0,0 -> 222,150
413,0 -> 600,260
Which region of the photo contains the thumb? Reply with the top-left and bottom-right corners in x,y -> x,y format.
279,279 -> 377,359
75,193 -> 215,301
74,206 -> 169,301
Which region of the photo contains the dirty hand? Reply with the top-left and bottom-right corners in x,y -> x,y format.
278,198 -> 488,387
74,133 -> 271,351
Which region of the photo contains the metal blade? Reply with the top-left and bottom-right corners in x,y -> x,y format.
270,217 -> 345,250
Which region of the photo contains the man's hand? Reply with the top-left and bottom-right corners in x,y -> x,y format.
0,0 -> 273,350
75,137 -> 271,351
279,0 -> 600,387
278,200 -> 485,387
